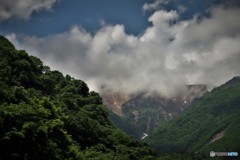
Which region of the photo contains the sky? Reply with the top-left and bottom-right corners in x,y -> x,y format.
1,0 -> 240,97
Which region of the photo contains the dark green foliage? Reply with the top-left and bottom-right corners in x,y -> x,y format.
108,109 -> 140,137
0,98 -> 76,160
156,153 -> 207,160
0,35 -> 156,160
145,77 -> 240,157
120,93 -> 181,139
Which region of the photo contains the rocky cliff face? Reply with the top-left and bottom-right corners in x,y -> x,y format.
101,91 -> 134,116
102,85 -> 207,138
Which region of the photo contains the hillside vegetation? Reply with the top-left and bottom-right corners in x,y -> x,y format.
0,35 -> 156,160
145,76 -> 240,158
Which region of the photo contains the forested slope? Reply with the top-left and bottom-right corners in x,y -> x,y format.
145,76 -> 240,157
0,35 -> 155,160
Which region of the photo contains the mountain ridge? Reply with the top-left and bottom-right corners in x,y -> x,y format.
145,76 -> 240,156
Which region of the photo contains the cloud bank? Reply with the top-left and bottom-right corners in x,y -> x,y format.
6,5 -> 240,97
0,0 -> 58,21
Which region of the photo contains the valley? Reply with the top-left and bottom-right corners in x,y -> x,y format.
102,78 -> 240,159
102,84 -> 207,138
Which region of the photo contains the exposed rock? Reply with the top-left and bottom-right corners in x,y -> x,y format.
207,130 -> 225,145
101,91 -> 135,116
102,85 -> 207,136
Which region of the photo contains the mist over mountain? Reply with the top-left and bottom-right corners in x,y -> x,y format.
1,0 -> 240,159
6,3 -> 240,97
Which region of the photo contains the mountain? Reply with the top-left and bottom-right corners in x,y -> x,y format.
102,85 -> 206,138
0,35 -> 156,160
2,34 -> 238,160
101,91 -> 134,115
145,76 -> 240,156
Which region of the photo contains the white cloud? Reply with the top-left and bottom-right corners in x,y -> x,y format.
143,0 -> 168,11
0,0 -> 58,21
6,6 -> 240,97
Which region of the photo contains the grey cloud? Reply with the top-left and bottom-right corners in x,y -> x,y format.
6,5 -> 240,97
0,0 -> 58,21
179,7 -> 240,49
